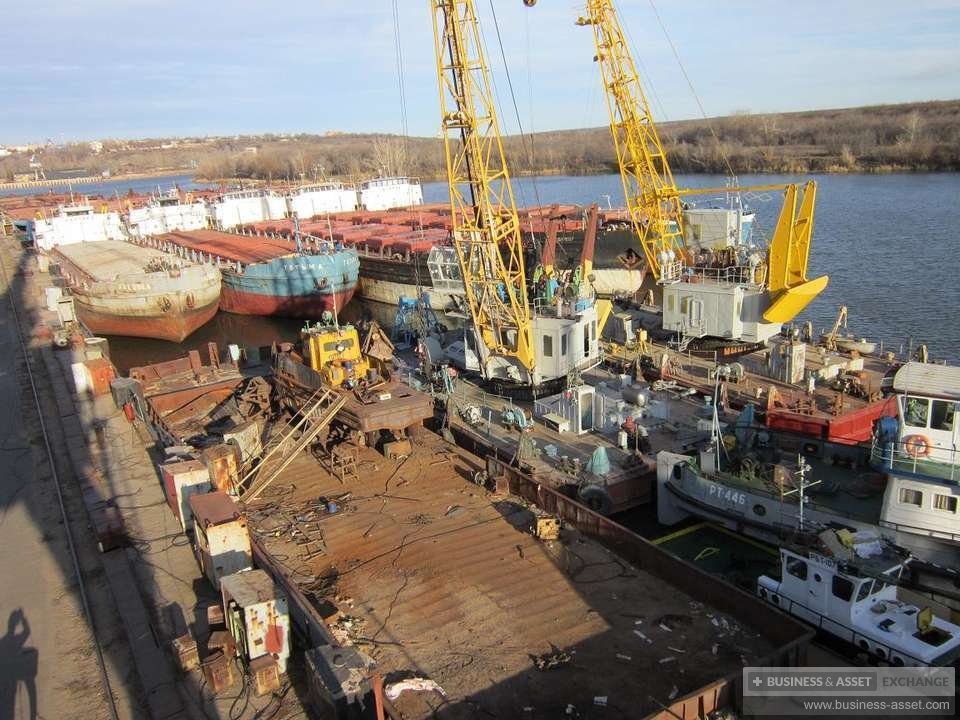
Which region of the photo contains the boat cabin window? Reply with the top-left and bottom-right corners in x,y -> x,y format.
786,557 -> 807,580
904,397 -> 930,427
855,580 -> 873,602
899,488 -> 923,507
543,335 -> 553,358
930,400 -> 957,431
561,333 -> 568,357
933,494 -> 957,513
832,576 -> 854,601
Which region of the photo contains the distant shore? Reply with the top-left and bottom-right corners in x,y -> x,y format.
4,99 -> 956,185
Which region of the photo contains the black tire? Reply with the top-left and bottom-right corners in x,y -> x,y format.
579,485 -> 612,515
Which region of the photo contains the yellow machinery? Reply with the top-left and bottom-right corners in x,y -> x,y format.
431,0 -> 535,380
576,1 -> 685,283
300,323 -> 370,388
576,1 -> 828,331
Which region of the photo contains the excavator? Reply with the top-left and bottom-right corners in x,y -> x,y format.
574,0 -> 829,344
430,0 -> 602,395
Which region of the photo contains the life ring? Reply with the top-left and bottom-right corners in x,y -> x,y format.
185,292 -> 195,309
903,434 -> 930,458
158,296 -> 172,313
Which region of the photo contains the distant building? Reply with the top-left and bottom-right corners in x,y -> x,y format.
0,147 -> 10,158
243,146 -> 258,155
89,141 -> 103,153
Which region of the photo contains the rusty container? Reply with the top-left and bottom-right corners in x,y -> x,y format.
158,459 -> 211,532
172,634 -> 199,673
85,357 -> 117,397
202,650 -> 236,694
249,655 -> 281,697
207,603 -> 225,630
202,444 -> 240,494
189,492 -> 252,590
207,629 -> 236,658
221,569 -> 291,673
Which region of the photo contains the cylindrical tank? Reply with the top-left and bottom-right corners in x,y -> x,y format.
621,383 -> 648,407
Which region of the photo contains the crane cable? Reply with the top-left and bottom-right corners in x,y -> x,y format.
643,0 -> 737,180
391,0 -> 410,169
485,0 -> 546,251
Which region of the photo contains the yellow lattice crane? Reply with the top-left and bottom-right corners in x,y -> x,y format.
431,0 -> 535,380
577,1 -> 828,332
576,0 -> 685,284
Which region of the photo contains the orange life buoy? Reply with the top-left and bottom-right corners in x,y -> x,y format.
903,434 -> 930,458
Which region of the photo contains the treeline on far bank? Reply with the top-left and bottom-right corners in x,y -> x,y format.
3,100 -> 957,183
195,100 -> 960,181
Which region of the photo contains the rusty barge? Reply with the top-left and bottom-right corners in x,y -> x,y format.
119,344 -> 813,719
50,239 -> 221,343
141,228 -> 359,318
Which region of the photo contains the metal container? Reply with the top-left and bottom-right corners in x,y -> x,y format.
249,655 -> 281,697
84,358 -> 116,397
159,459 -> 211,532
202,444 -> 240,494
202,650 -> 235,694
172,634 -> 199,672
220,569 -> 290,673
222,420 -> 262,468
189,491 -> 252,590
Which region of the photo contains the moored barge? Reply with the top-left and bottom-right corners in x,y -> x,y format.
50,240 -> 221,342
145,229 -> 359,318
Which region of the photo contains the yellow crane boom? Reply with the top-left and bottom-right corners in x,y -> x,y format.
577,0 -> 685,283
431,0 -> 535,375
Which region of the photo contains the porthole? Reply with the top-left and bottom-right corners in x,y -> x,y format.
876,648 -> 886,660
771,594 -> 779,605
814,573 -> 822,583
753,504 -> 766,517
858,640 -> 869,651
759,588 -> 767,599
892,656 -> 904,667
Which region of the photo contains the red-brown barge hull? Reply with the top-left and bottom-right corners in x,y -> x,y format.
76,299 -> 219,343
218,287 -> 356,317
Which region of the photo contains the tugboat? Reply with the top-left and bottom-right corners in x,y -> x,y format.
657,361 -> 960,568
757,529 -> 960,667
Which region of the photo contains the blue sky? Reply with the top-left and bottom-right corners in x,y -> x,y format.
2,1 -> 958,144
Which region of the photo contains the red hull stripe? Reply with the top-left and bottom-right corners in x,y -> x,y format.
219,287 -> 356,317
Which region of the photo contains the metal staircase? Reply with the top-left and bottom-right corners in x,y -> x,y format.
239,387 -> 346,503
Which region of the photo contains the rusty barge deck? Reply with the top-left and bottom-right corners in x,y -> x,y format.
247,430 -> 811,719
152,229 -> 303,265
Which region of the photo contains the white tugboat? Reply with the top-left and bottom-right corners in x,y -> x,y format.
757,530 -> 960,667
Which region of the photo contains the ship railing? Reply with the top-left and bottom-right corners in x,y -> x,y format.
870,437 -> 959,482
683,264 -> 766,288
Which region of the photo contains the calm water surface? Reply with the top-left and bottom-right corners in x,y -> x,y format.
97,173 -> 959,369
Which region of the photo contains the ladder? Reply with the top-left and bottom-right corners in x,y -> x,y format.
239,387 -> 346,503
1,211 -> 15,238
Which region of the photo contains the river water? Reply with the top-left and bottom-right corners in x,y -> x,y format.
90,172 -> 959,371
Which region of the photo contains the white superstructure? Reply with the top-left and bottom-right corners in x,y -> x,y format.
757,538 -> 960,666
127,192 -> 207,237
208,189 -> 287,229
286,182 -> 357,218
32,204 -> 125,250
358,176 -> 422,211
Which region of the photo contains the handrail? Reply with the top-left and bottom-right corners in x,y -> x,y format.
870,437 -> 959,483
